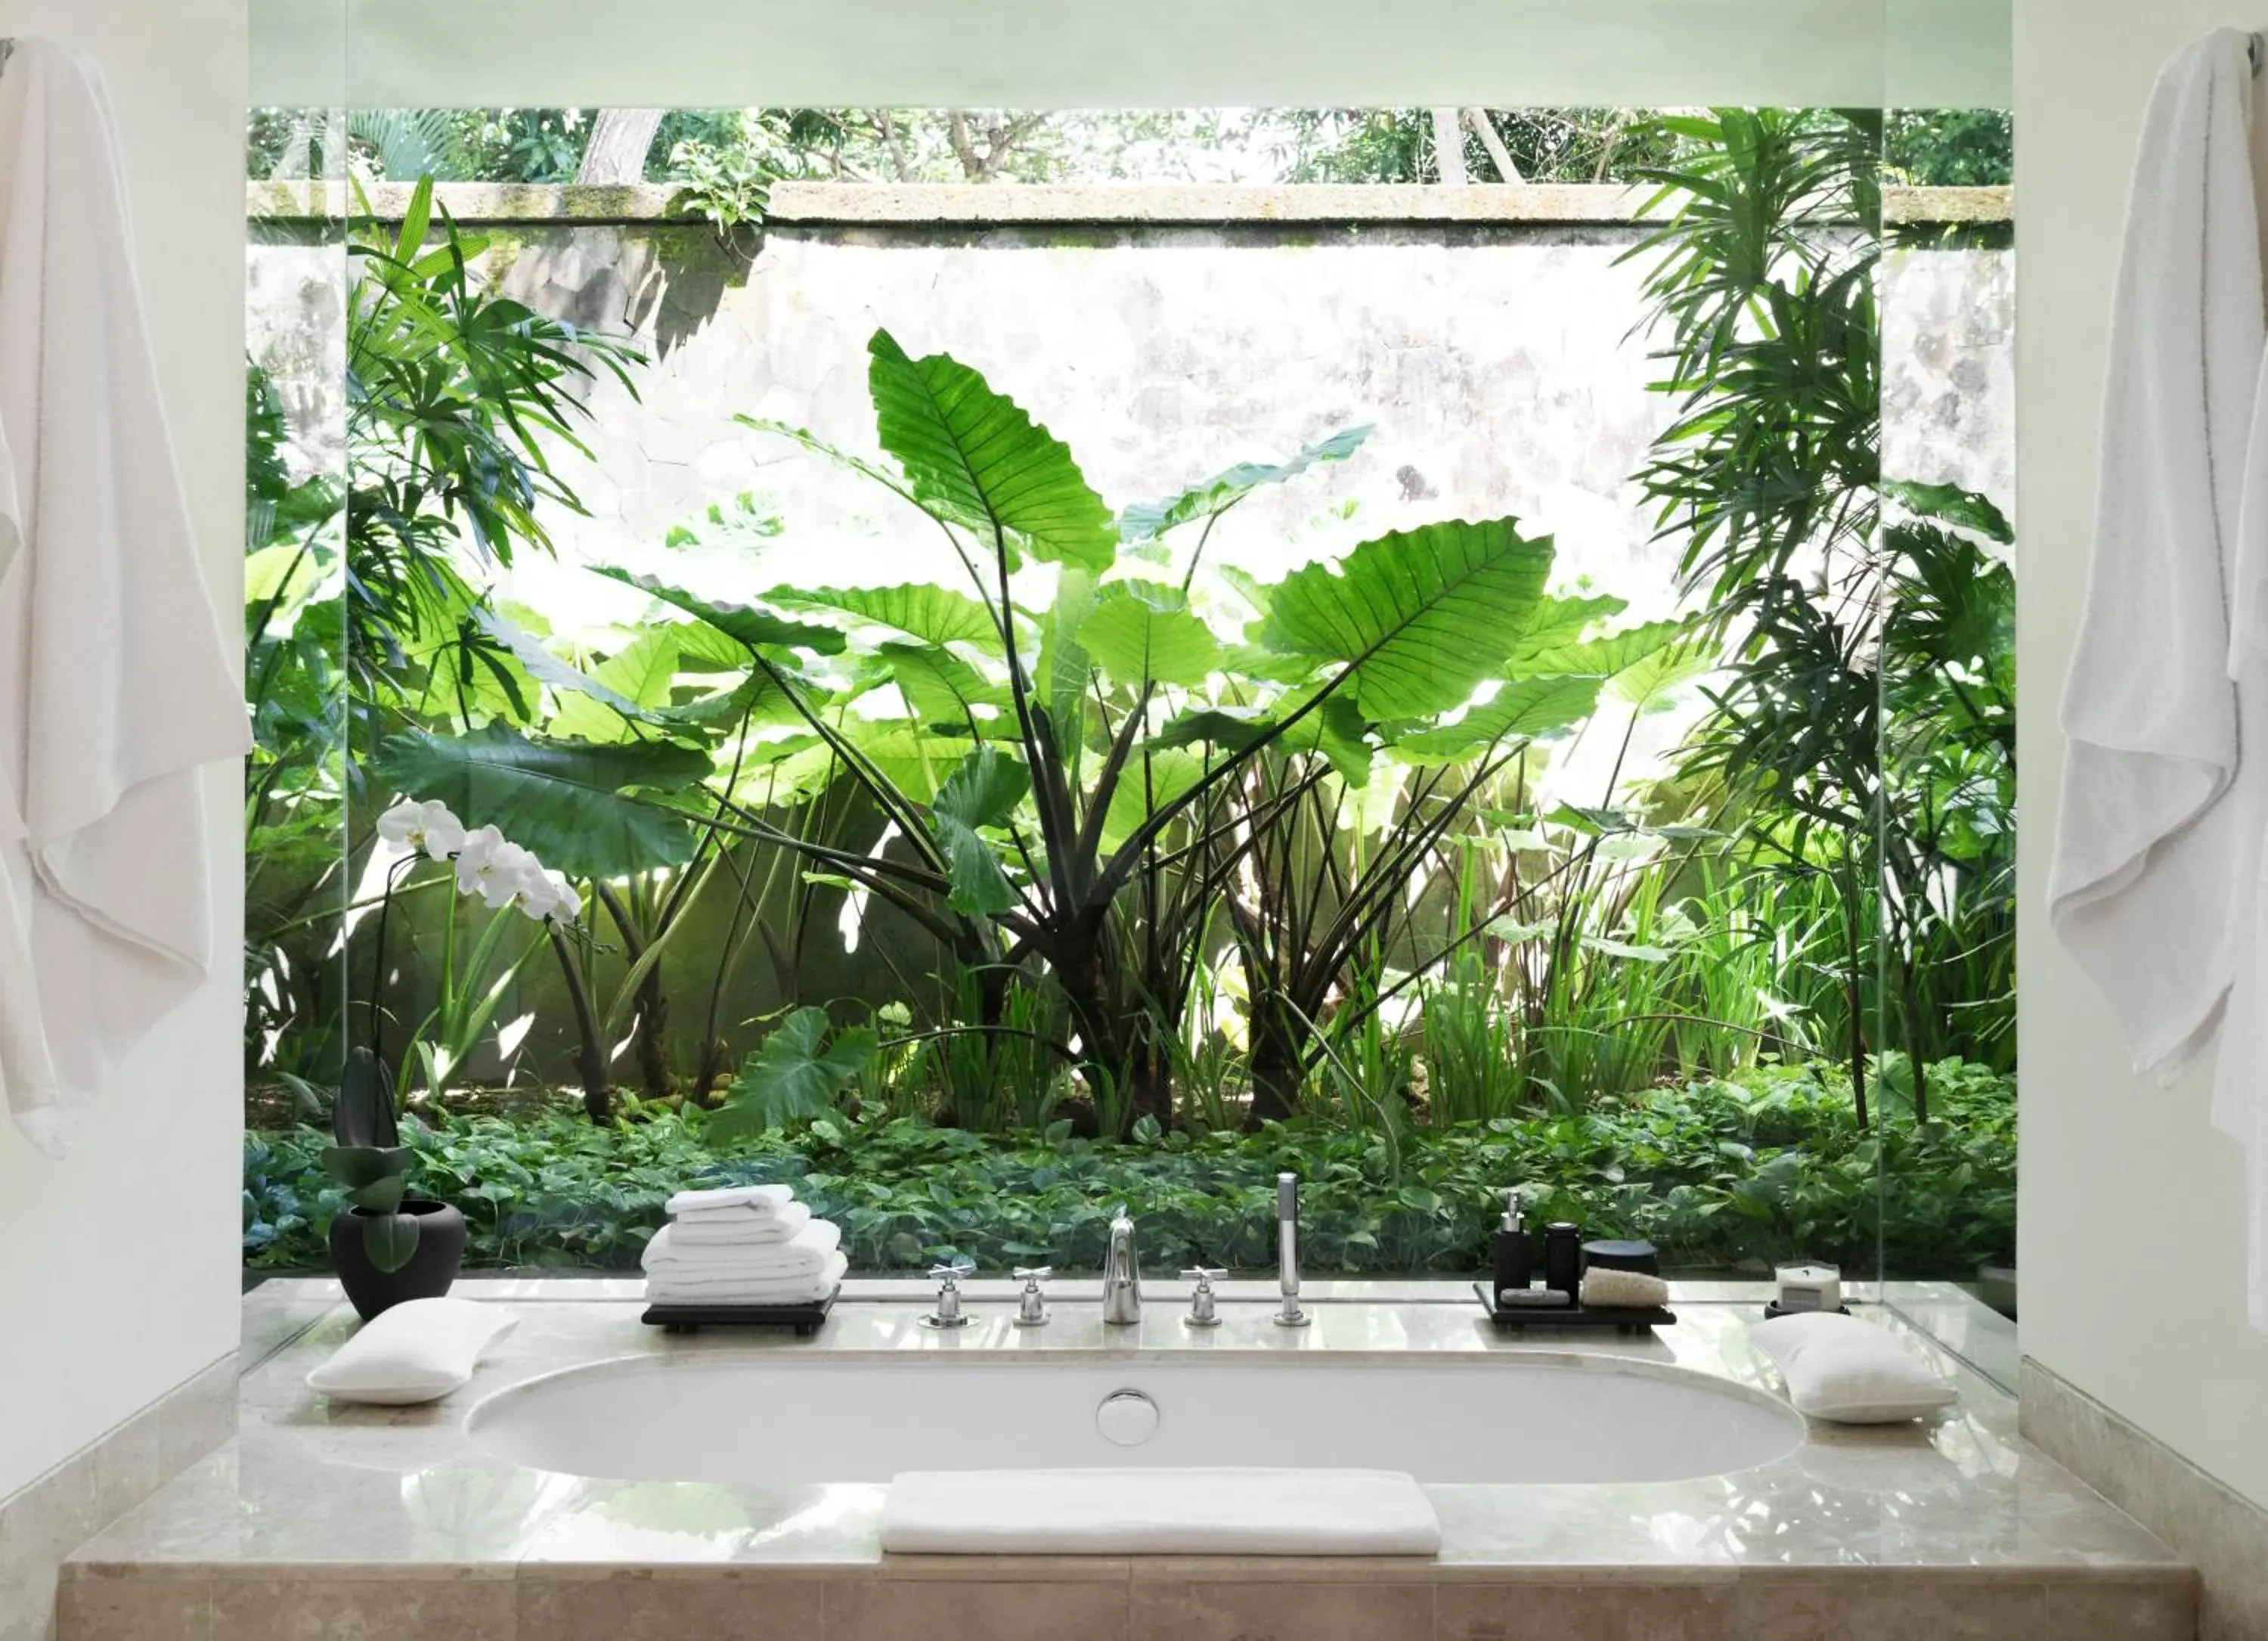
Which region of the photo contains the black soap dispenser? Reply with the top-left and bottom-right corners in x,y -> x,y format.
1492,1190 -> 1534,1301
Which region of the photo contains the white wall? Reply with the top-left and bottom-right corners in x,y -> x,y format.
2015,0 -> 2268,1512
0,0 -> 248,1496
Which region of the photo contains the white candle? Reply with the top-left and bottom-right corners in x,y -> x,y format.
1775,1263 -> 1842,1313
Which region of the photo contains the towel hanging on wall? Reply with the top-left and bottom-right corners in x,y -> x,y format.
0,41 -> 249,1157
2052,26 -> 2268,1331
2050,26 -> 2268,1079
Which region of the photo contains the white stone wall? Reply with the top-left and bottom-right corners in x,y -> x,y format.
247,217 -> 2017,622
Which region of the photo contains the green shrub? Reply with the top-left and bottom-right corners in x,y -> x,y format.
243,1059 -> 2013,1280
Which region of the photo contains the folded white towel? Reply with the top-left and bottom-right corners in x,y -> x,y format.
642,1218 -> 841,1277
666,1183 -> 796,1219
2050,26 -> 2268,1079
646,1249 -> 847,1308
665,1199 -> 812,1245
881,1468 -> 1442,1556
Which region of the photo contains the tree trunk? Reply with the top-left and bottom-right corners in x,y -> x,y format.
1430,109 -> 1468,185
634,966 -> 671,1100
549,928 -> 612,1124
1052,941 -> 1168,1135
578,109 -> 665,185
1247,1002 -> 1304,1128
1464,108 -> 1523,182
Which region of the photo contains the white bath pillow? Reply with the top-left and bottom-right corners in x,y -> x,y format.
306,1297 -> 516,1405
1749,1311 -> 1957,1424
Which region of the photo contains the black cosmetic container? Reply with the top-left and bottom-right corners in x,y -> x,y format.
1542,1221 -> 1582,1298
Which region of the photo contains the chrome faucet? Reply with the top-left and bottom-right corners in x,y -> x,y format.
1275,1172 -> 1310,1327
1101,1206 -> 1142,1326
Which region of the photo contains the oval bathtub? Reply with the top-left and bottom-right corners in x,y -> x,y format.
465,1354 -> 1805,1485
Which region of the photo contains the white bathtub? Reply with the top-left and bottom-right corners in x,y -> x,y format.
466,1353 -> 1805,1486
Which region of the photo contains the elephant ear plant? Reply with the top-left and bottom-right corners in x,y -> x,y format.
322,1047 -> 422,1272
597,327 -> 1670,1130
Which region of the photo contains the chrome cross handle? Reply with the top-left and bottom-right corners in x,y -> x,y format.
923,1259 -> 975,1330
1182,1266 -> 1226,1329
1012,1264 -> 1052,1328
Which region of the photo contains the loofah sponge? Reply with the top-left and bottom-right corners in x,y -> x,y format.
1579,1267 -> 1669,1309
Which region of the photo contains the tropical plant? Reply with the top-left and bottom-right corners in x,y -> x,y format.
612,327 -> 1675,1131
1627,110 -> 2017,1124
342,176 -> 640,745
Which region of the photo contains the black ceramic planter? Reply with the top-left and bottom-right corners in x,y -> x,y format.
330,1199 -> 466,1322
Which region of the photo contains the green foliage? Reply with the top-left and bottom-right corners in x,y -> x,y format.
712,1007 -> 880,1140
374,724 -> 714,882
668,137 -> 771,239
1884,110 -> 2012,188
244,1058 -> 2014,1278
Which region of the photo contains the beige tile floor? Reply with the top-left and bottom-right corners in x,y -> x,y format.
52,1280 -> 2195,1641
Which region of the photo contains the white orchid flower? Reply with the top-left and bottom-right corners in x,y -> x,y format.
543,871 -> 583,923
454,826 -> 508,897
476,842 -> 541,911
516,867 -> 565,923
376,798 -> 466,861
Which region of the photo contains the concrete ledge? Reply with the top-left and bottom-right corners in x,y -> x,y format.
249,178 -> 2009,229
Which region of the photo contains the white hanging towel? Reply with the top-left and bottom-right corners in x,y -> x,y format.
2050,28 -> 2268,1081
0,42 -> 249,1156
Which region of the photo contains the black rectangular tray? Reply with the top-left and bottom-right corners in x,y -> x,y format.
1472,1280 -> 1673,1335
640,1286 -> 839,1336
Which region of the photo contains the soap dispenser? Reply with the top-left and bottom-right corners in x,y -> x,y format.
1492,1190 -> 1534,1301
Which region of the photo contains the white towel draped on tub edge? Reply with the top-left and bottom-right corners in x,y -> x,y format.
0,41 -> 249,1157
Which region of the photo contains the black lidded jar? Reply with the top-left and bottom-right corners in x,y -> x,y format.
1542,1221 -> 1583,1298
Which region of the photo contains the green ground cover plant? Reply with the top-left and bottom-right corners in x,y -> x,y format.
246,1056 -> 2012,1278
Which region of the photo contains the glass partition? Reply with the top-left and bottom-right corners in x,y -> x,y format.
234,10 -> 2011,1316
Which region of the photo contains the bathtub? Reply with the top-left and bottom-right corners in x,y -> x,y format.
466,1351 -> 1805,1486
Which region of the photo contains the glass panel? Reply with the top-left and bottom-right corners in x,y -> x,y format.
241,5 -> 352,1261
1876,98 -> 2019,1374
243,20 -> 1946,1292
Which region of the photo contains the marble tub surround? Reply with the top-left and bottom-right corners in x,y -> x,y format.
53,1285 -> 2194,1641
2022,1357 -> 2268,1641
0,1352 -> 235,1641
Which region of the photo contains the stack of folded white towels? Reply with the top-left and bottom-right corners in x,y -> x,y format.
642,1183 -> 847,1308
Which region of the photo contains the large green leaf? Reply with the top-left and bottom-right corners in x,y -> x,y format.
1606,637 -> 1720,715
1101,746 -> 1207,850
376,724 -> 712,879
1392,675 -> 1607,765
592,567 -> 847,655
930,746 -> 1031,914
548,629 -> 680,743
1120,426 -> 1374,543
1258,517 -> 1555,718
1080,582 -> 1222,689
770,723 -> 965,805
878,641 -> 1009,730
474,607 -> 659,731
764,583 -> 1004,653
866,329 -> 1116,569
1512,619 -> 1694,681
712,1007 -> 879,1140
